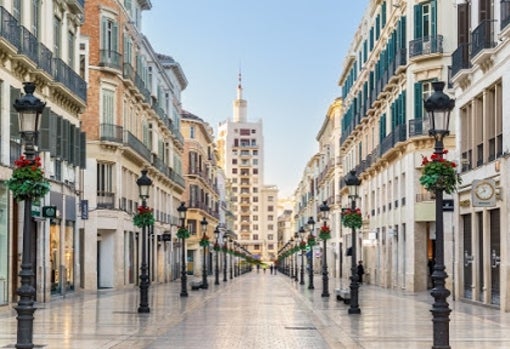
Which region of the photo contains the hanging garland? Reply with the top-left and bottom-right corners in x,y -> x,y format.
133,205 -> 155,228
7,155 -> 50,201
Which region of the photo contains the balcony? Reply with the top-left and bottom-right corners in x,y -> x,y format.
408,118 -> 427,137
97,191 -> 115,209
451,43 -> 472,78
100,123 -> 123,143
99,49 -> 122,70
20,26 -> 38,65
124,130 -> 151,161
471,20 -> 496,59
409,35 -> 444,59
0,7 -> 21,50
53,57 -> 87,102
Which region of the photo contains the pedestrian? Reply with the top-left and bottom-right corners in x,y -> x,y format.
257,264 -> 260,273
270,264 -> 274,274
357,260 -> 365,284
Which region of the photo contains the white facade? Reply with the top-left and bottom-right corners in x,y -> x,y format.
216,78 -> 278,262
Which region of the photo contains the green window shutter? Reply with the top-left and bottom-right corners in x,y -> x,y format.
38,107 -> 51,151
56,115 -> 62,158
69,124 -> 76,165
112,22 -> 118,51
402,16 -> 407,47
62,119 -> 69,161
414,4 -> 423,38
370,27 -> 374,50
101,17 -> 107,50
80,131 -> 86,169
49,112 -> 58,154
10,87 -> 21,140
431,0 -> 437,37
402,90 -> 407,124
376,15 -> 381,39
414,82 -> 423,120
74,127 -> 80,167
381,1 -> 387,27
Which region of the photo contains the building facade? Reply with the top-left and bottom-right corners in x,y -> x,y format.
0,0 -> 87,305
181,110 -> 220,276
452,0 -> 510,311
336,0 -> 455,292
216,77 -> 278,262
80,0 -> 187,290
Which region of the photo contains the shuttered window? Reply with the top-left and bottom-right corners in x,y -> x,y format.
101,89 -> 115,125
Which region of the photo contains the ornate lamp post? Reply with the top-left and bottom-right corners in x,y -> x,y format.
299,226 -> 306,285
229,237 -> 233,279
12,82 -> 46,349
425,81 -> 455,349
200,217 -> 209,289
223,234 -> 228,282
177,202 -> 189,297
345,170 -> 361,315
136,170 -> 153,313
214,225 -> 220,285
307,216 -> 315,290
294,232 -> 299,282
320,201 -> 331,297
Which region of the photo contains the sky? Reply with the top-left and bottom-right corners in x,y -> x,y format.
142,1 -> 369,198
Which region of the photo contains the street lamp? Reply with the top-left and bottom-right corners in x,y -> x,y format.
200,217 -> 209,289
13,82 -> 45,349
294,232 -> 299,282
307,216 -> 315,290
136,169 -> 153,313
223,234 -> 228,282
345,170 -> 361,315
320,201 -> 330,297
177,202 -> 188,297
299,226 -> 305,285
214,225 -> 220,285
229,237 -> 233,279
425,81 -> 455,349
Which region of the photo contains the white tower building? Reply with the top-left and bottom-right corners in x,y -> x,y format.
217,75 -> 278,262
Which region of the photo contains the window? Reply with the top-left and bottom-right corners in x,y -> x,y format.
267,224 -> 274,230
414,1 -> 437,39
253,215 -> 258,221
232,159 -> 237,164
268,234 -> 274,240
54,16 -> 62,58
190,126 -> 195,139
13,0 -> 22,21
240,128 -> 250,136
101,89 -> 115,124
101,17 -> 119,52
32,0 -> 40,37
254,244 -> 260,250
268,196 -> 274,202
253,234 -> 259,240
97,162 -> 113,194
268,205 -> 274,212
268,215 -> 273,221
232,168 -> 238,174
68,31 -> 75,67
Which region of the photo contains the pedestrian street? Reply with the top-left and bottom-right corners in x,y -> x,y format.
1,271 -> 510,348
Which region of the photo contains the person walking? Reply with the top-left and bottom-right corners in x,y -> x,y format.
357,260 -> 365,284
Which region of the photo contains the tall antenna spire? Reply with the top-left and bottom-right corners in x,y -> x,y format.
233,69 -> 247,122
237,67 -> 243,99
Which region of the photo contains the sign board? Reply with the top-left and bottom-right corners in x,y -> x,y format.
42,206 -> 57,218
81,200 -> 89,220
31,200 -> 41,217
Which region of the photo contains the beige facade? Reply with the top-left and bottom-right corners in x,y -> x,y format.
0,0 -> 87,305
80,0 -> 186,290
181,111 -> 220,276
452,0 -> 510,311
